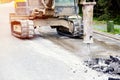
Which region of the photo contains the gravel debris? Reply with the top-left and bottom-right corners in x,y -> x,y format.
84,56 -> 120,75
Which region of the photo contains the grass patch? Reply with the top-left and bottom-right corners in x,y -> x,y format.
93,19 -> 120,34
103,28 -> 120,34
110,28 -> 120,34
93,19 -> 106,25
94,28 -> 120,34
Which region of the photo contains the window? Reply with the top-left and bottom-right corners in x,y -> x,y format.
55,0 -> 74,6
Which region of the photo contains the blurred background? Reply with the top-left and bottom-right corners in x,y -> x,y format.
0,0 -> 13,3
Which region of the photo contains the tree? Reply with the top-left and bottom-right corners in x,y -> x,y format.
94,0 -> 120,24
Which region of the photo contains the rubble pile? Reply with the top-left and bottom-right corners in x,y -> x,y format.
108,77 -> 120,80
84,56 -> 120,75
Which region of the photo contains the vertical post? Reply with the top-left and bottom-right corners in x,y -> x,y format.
107,21 -> 114,32
80,1 -> 96,43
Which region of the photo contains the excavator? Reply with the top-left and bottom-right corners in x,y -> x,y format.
9,0 -> 96,43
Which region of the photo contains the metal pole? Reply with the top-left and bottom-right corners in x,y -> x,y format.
80,1 -> 96,43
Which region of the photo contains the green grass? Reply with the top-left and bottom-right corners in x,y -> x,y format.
110,28 -> 120,34
93,19 -> 106,25
93,20 -> 120,34
95,28 -> 120,34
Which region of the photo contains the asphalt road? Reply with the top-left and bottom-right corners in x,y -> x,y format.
0,2 -> 120,80
0,2 -> 89,80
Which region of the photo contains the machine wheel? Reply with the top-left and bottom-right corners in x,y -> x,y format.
56,26 -> 72,37
11,21 -> 22,38
56,23 -> 83,38
11,20 -> 34,38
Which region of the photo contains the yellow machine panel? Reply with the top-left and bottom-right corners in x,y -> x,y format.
14,0 -> 26,7
15,0 -> 26,2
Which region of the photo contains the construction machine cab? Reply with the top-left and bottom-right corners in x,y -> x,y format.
14,0 -> 79,16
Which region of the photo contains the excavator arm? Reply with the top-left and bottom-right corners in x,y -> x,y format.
46,0 -> 54,9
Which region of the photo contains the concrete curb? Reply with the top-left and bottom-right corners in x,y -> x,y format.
93,30 -> 120,51
94,30 -> 120,41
